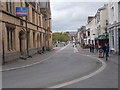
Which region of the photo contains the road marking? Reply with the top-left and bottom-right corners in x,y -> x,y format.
0,44 -> 69,72
49,54 -> 106,88
74,47 -> 79,53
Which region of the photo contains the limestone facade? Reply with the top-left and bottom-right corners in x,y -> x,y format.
0,1 -> 52,63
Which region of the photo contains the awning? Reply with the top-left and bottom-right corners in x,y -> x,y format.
97,35 -> 109,40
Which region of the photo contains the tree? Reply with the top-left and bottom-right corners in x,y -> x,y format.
52,32 -> 70,43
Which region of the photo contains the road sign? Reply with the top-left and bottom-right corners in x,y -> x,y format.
16,7 -> 28,16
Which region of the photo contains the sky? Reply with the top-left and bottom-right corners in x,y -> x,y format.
50,1 -> 108,32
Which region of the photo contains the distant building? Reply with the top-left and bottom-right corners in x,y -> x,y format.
108,1 -> 120,54
66,31 -> 77,41
77,26 -> 86,44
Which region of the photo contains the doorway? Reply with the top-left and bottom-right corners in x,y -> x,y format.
19,31 -> 25,55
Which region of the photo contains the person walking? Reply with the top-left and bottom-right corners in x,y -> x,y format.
91,44 -> 94,53
106,43 -> 109,56
89,44 -> 92,52
98,44 -> 101,50
73,43 -> 75,47
103,44 -> 106,58
95,44 -> 98,52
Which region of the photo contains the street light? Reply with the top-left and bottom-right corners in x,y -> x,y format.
25,2 -> 31,58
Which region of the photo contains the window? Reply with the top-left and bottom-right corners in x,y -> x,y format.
7,27 -> 15,51
118,2 -> 120,12
33,32 -> 36,47
36,14 -> 38,25
39,15 -> 41,26
32,8 -> 35,23
6,1 -> 14,14
88,31 -> 90,36
111,30 -> 114,48
118,2 -> 120,21
111,7 -> 114,17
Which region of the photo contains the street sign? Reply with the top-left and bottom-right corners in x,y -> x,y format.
16,7 -> 28,16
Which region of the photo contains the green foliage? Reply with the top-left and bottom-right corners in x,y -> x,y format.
52,32 -> 70,43
80,43 -> 85,47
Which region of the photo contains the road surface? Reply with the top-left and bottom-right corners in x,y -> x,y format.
2,44 -> 118,88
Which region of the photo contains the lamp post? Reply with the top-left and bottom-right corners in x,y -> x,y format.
105,22 -> 108,61
25,2 -> 30,57
45,15 -> 51,51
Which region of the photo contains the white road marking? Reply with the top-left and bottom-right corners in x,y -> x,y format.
49,54 -> 106,88
74,47 -> 79,53
0,44 -> 69,72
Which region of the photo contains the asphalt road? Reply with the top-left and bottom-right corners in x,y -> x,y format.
2,44 -> 108,88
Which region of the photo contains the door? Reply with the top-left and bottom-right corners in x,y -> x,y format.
19,31 -> 25,55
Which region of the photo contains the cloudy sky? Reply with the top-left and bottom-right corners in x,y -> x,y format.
50,1 -> 107,32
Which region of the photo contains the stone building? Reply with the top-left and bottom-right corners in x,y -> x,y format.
0,1 -> 52,64
77,26 -> 86,44
108,1 -> 120,54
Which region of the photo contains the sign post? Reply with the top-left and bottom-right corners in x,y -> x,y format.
16,6 -> 29,57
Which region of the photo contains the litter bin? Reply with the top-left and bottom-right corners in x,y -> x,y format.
98,49 -> 104,58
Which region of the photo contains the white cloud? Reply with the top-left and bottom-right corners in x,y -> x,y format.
51,2 -> 107,32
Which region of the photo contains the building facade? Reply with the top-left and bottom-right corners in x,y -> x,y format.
95,4 -> 109,49
95,4 -> 109,36
86,16 -> 94,45
108,1 -> 120,54
0,1 -> 52,64
77,26 -> 86,44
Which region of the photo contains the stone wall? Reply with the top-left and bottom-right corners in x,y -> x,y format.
4,51 -> 20,62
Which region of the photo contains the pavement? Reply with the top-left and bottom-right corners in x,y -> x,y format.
1,47 -> 61,72
76,44 -> 119,65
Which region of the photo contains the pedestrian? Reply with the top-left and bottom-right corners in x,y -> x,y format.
89,44 -> 92,52
105,43 -> 109,57
103,44 -> 106,57
95,44 -> 98,52
91,44 -> 94,53
73,43 -> 75,47
98,44 -> 101,50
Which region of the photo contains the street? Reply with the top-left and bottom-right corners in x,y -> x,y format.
2,44 -> 118,88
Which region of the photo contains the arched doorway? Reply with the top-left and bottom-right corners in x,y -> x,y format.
19,30 -> 25,55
